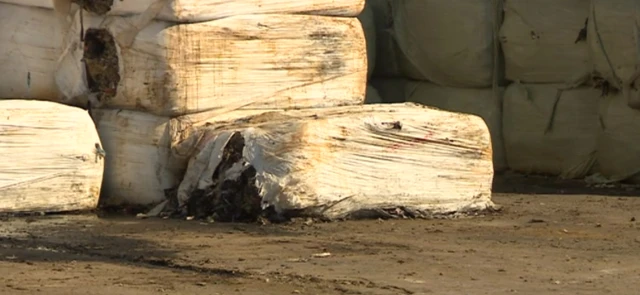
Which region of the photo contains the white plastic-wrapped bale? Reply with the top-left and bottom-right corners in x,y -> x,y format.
358,1 -> 376,79
369,78 -> 409,103
0,100 -> 103,213
0,3 -> 68,100
392,0 -> 498,87
171,103 -> 495,220
503,83 -> 600,178
596,94 -> 640,183
500,0 -> 590,83
0,0 -> 364,22
587,0 -> 640,89
404,82 -> 506,172
57,11 -> 367,117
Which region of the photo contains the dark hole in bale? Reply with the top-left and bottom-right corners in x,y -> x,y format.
186,132 -> 265,223
83,28 -> 120,102
72,0 -> 113,15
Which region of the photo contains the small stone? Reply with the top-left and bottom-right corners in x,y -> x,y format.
196,282 -> 207,286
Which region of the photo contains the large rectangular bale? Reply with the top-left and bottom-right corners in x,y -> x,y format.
0,100 -> 103,213
57,11 -> 367,117
0,3 -> 68,100
500,0 -> 590,83
503,83 -> 601,178
0,0 -> 365,22
172,103 -> 495,220
392,0 -> 500,87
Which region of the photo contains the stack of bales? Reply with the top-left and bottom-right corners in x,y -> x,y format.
500,0 -> 599,179
501,0 -> 640,183
366,0 -> 640,183
0,0 -> 369,208
365,0 -> 506,172
0,2 -> 104,213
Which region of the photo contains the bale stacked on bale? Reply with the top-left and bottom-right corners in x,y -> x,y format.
52,0 -> 368,206
0,0 -> 369,207
0,100 -> 103,213
57,11 -> 368,116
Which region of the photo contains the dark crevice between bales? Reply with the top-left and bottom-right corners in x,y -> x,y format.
83,28 -> 120,102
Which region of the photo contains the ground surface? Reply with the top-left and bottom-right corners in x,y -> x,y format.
1,175 -> 640,295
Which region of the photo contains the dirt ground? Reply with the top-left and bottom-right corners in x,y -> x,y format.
1,174 -> 640,295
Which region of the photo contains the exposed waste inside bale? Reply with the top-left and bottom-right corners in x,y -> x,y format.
185,132 -> 264,222
83,28 -> 120,103
72,0 -> 113,15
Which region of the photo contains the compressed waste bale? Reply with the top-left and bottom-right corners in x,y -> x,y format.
500,0 -> 591,83
0,0 -> 365,22
0,100 -> 103,213
172,103 -> 495,221
57,10 -> 367,117
503,83 -> 601,178
392,0 -> 498,87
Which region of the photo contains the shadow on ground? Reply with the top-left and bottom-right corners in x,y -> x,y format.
492,173 -> 640,196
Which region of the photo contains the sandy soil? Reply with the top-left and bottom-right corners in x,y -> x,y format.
1,175 -> 640,295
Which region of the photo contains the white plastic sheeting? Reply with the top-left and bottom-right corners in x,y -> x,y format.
173,103 -> 495,219
56,9 -> 367,117
0,100 -> 103,213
